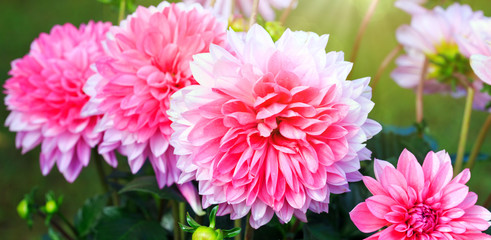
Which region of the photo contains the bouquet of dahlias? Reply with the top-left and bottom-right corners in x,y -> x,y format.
2,0 -> 491,239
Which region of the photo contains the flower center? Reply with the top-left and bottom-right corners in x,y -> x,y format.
407,204 -> 438,234
426,42 -> 472,88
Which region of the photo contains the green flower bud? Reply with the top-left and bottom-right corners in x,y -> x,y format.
17,199 -> 29,219
192,226 -> 223,240
45,200 -> 58,214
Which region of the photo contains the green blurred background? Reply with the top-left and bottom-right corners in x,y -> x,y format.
0,0 -> 490,238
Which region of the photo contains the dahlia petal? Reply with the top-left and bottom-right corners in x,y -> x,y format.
363,176 -> 387,196
349,202 -> 388,233
470,55 -> 491,85
366,195 -> 398,219
177,182 -> 205,216
374,159 -> 394,181
397,148 -> 424,192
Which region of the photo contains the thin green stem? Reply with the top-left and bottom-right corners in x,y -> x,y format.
484,192 -> 491,208
179,202 -> 186,240
39,211 -> 74,240
234,219 -> 242,240
280,0 -> 297,25
349,0 -> 380,64
371,44 -> 402,92
466,114 -> 491,170
249,0 -> 260,28
416,57 -> 429,125
94,152 -> 110,194
454,87 -> 475,176
118,0 -> 127,23
244,215 -> 254,240
172,200 -> 180,240
57,212 -> 78,237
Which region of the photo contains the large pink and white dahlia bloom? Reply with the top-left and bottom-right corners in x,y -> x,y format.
82,2 -> 227,190
183,0 -> 293,21
350,149 -> 491,240
391,3 -> 486,95
168,25 -> 382,228
4,21 -> 112,182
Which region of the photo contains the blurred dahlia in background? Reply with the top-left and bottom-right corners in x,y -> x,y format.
392,3 -> 488,96
4,21 -> 112,182
183,0 -> 295,21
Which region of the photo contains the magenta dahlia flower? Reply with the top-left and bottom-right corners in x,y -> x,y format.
183,0 -> 293,21
82,2 -> 227,189
4,21 -> 112,182
168,25 -> 381,228
350,149 -> 491,239
391,3 -> 487,95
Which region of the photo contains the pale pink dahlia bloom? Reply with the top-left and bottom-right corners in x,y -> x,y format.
168,25 -> 382,228
456,19 -> 491,112
182,0 -> 293,21
395,0 -> 428,15
4,21 -> 112,182
82,2 -> 227,191
350,149 -> 491,240
391,3 -> 486,95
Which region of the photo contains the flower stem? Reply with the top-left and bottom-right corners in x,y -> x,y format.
349,0 -> 379,63
280,0 -> 297,25
244,215 -> 254,240
454,87 -> 475,175
371,44 -> 402,92
94,152 -> 110,194
416,58 -> 429,125
118,0 -> 126,23
39,211 -> 74,240
234,219 -> 242,240
249,0 -> 260,28
466,114 -> 491,170
179,202 -> 186,240
57,212 -> 78,237
172,200 -> 180,240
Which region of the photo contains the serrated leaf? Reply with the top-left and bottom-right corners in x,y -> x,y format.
74,195 -> 108,237
222,227 -> 241,238
119,176 -> 184,201
186,212 -> 201,228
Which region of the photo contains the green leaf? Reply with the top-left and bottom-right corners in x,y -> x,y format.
95,207 -> 167,240
209,205 -> 218,228
47,227 -> 62,240
179,222 -> 196,233
366,125 -> 436,162
119,176 -> 184,201
222,227 -> 241,238
74,195 -> 108,237
186,212 -> 201,228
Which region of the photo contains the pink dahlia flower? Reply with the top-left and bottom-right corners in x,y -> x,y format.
82,1 -> 227,191
4,21 -> 112,182
350,149 -> 491,240
183,0 -> 294,21
168,25 -> 382,228
391,3 -> 487,95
